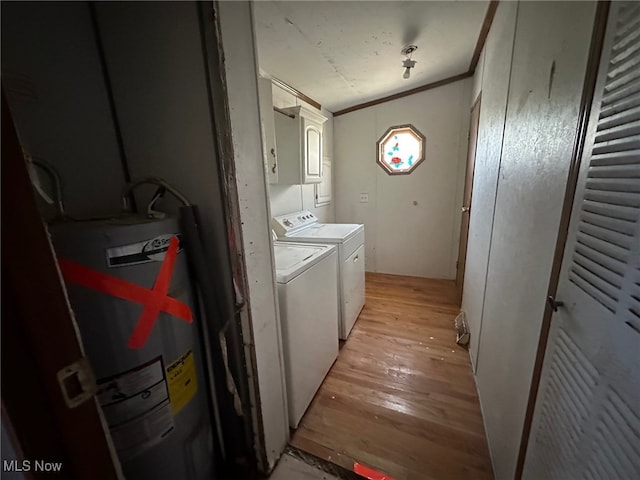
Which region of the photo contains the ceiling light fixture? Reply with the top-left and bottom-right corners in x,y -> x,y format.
401,45 -> 418,80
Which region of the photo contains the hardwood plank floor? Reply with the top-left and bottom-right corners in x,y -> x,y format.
290,273 -> 494,480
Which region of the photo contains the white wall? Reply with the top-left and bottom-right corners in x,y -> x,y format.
462,2 -> 597,479
94,2 -> 227,232
218,2 -> 289,472
463,1 -> 518,372
268,84 -> 336,223
334,79 -> 471,278
1,2 -> 125,217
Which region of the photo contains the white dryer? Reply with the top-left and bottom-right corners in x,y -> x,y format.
273,211 -> 365,340
273,241 -> 339,428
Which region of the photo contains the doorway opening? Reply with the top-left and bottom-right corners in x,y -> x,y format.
456,95 -> 482,302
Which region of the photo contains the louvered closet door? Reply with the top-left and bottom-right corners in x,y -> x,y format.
523,3 -> 640,479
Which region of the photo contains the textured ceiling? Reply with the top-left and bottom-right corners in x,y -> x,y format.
253,1 -> 489,112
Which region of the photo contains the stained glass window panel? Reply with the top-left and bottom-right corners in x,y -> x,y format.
376,125 -> 425,175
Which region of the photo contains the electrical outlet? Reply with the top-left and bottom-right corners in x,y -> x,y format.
359,193 -> 369,203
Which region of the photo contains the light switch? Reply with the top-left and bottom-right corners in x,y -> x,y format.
359,193 -> 369,203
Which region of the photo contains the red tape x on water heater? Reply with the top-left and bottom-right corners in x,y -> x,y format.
51,215 -> 213,479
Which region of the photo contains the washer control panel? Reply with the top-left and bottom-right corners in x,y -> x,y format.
272,210 -> 318,237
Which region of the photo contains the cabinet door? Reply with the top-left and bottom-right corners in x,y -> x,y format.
315,155 -> 332,207
342,243 -> 365,339
257,77 -> 278,183
303,124 -> 322,183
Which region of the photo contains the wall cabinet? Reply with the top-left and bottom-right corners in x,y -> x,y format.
258,77 -> 278,183
274,105 -> 327,184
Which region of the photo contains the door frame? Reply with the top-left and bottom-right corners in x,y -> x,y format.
1,93 -> 120,479
456,94 -> 482,301
514,2 -> 611,477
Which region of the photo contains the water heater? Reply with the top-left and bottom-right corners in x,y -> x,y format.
51,215 -> 214,479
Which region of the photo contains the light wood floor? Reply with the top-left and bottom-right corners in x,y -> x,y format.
290,273 -> 494,480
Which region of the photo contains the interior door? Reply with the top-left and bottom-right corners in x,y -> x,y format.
456,96 -> 481,300
2,94 -> 120,478
523,3 -> 640,478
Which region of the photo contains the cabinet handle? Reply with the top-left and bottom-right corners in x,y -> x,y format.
354,255 -> 359,262
270,148 -> 277,173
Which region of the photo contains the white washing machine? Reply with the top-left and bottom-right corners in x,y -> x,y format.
273,211 -> 365,340
273,241 -> 339,428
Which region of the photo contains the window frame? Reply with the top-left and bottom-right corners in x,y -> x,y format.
376,124 -> 426,175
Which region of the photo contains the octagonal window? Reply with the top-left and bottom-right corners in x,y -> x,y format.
376,124 -> 426,175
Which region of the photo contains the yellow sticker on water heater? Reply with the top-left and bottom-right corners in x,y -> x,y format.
166,349 -> 198,414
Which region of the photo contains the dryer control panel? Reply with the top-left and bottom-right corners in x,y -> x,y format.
272,210 -> 318,237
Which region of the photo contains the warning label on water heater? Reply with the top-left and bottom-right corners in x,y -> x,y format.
96,357 -> 174,461
166,349 -> 198,414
